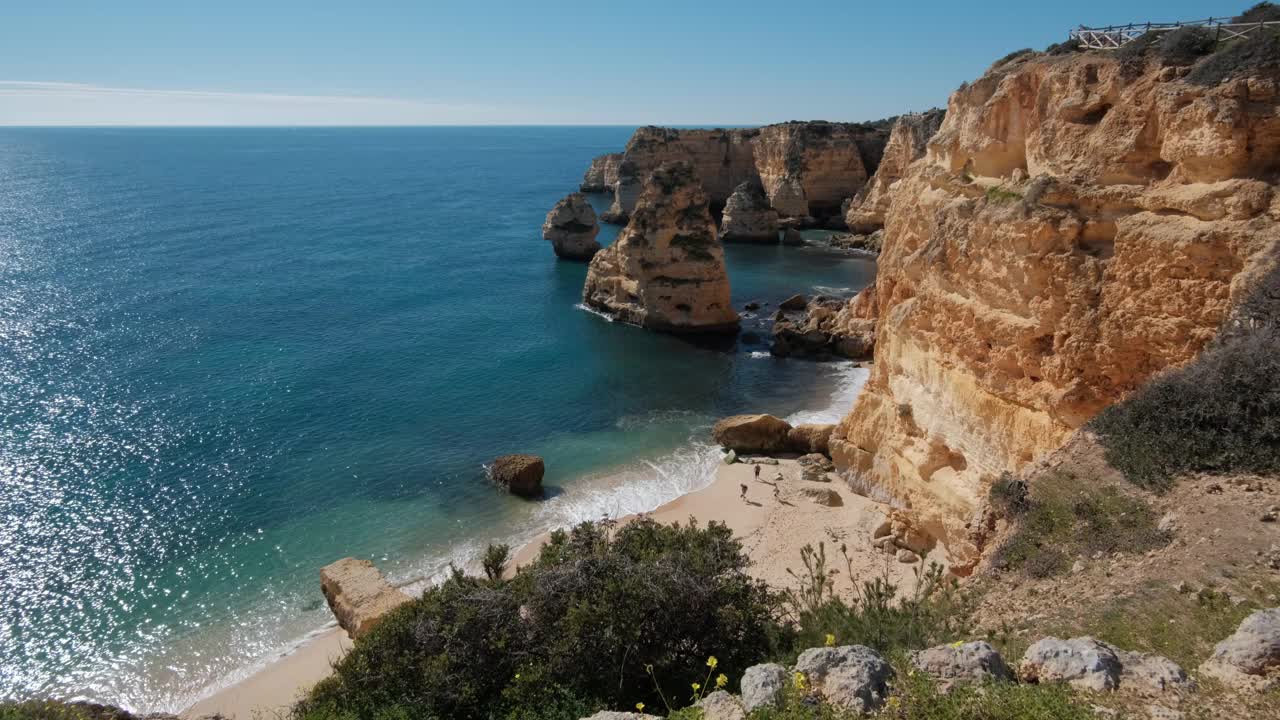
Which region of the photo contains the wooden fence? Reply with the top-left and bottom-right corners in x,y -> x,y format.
1070,16 -> 1280,50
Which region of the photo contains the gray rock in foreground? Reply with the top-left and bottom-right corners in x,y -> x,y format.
912,640 -> 1013,690
696,690 -> 746,720
1199,607 -> 1280,690
740,662 -> 787,712
1020,637 -> 1122,691
795,644 -> 892,713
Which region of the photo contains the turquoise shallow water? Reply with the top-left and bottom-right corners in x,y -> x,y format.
0,127 -> 875,711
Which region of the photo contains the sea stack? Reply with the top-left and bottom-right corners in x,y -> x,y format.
720,179 -> 779,243
582,161 -> 739,335
542,193 -> 601,261
600,160 -> 642,224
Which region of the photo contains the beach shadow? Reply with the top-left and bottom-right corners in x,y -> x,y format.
741,499 -> 763,507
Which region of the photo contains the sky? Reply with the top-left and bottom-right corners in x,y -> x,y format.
0,0 -> 1252,126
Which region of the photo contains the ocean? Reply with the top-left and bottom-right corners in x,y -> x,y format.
0,127 -> 875,712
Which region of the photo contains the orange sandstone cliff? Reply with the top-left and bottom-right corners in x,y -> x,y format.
831,49 -> 1280,573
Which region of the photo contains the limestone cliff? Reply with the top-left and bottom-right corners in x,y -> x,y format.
601,160 -> 642,224
845,109 -> 945,232
720,179 -> 779,243
753,121 -> 891,220
582,162 -> 739,334
542,192 -> 601,261
831,49 -> 1280,573
619,126 -> 760,209
580,152 -> 623,193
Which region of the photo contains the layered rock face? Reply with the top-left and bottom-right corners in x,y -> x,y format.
542,193 -> 601,260
753,121 -> 890,220
720,179 -> 779,243
582,162 -> 739,334
320,557 -> 411,639
831,51 -> 1280,572
601,161 -> 642,224
580,152 -> 623,192
620,126 -> 759,208
845,109 -> 945,232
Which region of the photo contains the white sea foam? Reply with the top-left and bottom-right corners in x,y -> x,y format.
749,351 -> 771,359
786,361 -> 869,426
574,302 -> 616,322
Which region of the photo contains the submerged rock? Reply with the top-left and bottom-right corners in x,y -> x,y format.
320,557 -> 412,639
582,161 -> 738,334
720,179 -> 779,243
490,454 -> 545,498
542,193 -> 601,261
712,414 -> 793,454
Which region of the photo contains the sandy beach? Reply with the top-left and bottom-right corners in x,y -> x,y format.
184,454 -> 938,719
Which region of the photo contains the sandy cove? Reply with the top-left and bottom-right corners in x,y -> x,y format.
184,456 -> 941,719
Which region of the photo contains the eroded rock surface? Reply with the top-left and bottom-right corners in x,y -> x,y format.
1199,607 -> 1280,690
583,162 -> 738,334
754,121 -> 891,221
795,645 -> 893,713
320,558 -> 412,639
490,454 -> 545,497
831,50 -> 1280,572
845,109 -> 945,232
581,152 -> 623,193
720,179 -> 779,243
912,640 -> 1013,689
542,193 -> 601,260
740,663 -> 787,712
771,293 -> 877,360
712,414 -> 793,454
601,161 -> 642,225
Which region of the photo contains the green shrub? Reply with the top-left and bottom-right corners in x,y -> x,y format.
783,544 -> 974,658
1187,27 -> 1280,85
886,670 -> 1097,720
992,472 -> 1169,577
1045,38 -> 1082,55
984,186 -> 1022,203
1089,327 -> 1280,490
293,518 -> 780,720
0,703 -> 139,720
1234,2 -> 1280,23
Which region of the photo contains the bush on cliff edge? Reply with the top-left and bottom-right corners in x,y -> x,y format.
1089,266 -> 1280,490
292,518 -> 781,720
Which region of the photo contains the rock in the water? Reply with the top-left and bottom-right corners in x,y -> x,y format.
581,152 -> 623,193
781,227 -> 805,246
712,414 -> 793,454
788,423 -> 835,455
795,645 -> 893,713
740,662 -> 787,712
801,485 -> 843,506
600,161 -> 642,224
1199,607 -> 1280,690
490,454 -> 545,498
320,558 -> 412,639
542,193 -> 602,261
1019,637 -> 1122,692
771,293 -> 876,360
779,294 -> 808,311
912,640 -> 1013,689
696,690 -> 746,720
583,162 -> 738,334
720,179 -> 779,243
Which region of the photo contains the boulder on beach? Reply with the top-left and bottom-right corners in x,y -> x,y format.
490,454 -> 546,498
712,414 -> 793,454
320,557 -> 412,639
788,423 -> 835,455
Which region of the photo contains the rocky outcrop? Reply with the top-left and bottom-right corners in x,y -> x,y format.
787,423 -> 835,455
795,645 -> 893,713
601,161 -> 642,224
845,109 -> 945,232
770,292 -> 877,360
542,193 -> 601,260
1199,607 -> 1280,690
695,691 -> 746,720
720,180 -> 779,243
830,49 -> 1280,572
320,558 -> 412,639
754,121 -> 891,221
489,454 -> 545,497
912,641 -> 1013,690
1019,637 -> 1191,695
583,162 -> 738,334
740,663 -> 787,712
712,414 -> 792,454
584,121 -> 894,221
581,152 -> 623,193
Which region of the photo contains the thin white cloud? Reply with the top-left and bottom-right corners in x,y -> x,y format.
0,81 -> 505,126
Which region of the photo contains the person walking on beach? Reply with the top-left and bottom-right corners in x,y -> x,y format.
754,465 -> 761,482
740,483 -> 748,502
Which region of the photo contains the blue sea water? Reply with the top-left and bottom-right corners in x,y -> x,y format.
0,127 -> 875,711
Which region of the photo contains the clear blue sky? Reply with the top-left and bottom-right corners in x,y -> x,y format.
0,0 -> 1250,125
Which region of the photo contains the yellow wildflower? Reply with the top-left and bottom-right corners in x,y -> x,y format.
950,640 -> 964,649
514,673 -> 521,680
707,655 -> 718,669
692,682 -> 701,691
793,671 -> 807,691
635,702 -> 645,712
716,673 -> 729,688
886,696 -> 901,710
825,633 -> 836,647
